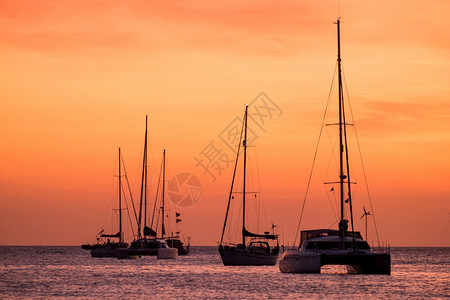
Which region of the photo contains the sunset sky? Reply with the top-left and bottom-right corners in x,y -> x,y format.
1,0 -> 449,247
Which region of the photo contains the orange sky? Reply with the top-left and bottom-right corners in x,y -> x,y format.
1,0 -> 449,247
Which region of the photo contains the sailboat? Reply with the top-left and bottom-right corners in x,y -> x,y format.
88,148 -> 128,257
117,117 -> 176,259
218,105 -> 279,266
279,19 -> 390,274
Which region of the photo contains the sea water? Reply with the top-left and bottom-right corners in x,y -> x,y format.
0,247 -> 448,299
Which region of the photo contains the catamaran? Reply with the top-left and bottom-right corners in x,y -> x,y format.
117,117 -> 177,259
279,19 -> 390,274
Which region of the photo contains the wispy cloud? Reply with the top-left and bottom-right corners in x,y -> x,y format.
355,99 -> 450,138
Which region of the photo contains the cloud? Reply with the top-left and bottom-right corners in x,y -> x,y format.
355,99 -> 450,138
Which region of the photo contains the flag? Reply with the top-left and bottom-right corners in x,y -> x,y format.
176,212 -> 181,217
176,218 -> 182,223
330,187 -> 334,192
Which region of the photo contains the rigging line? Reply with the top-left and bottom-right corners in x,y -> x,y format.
293,61 -> 339,246
323,128 -> 341,219
248,152 -> 263,232
342,68 -> 381,247
341,75 -> 356,249
328,218 -> 339,229
122,183 -> 136,239
96,162 -> 116,237
324,127 -> 339,188
254,147 -> 270,234
121,156 -> 139,231
150,154 -> 163,231
220,108 -> 245,245
324,184 -> 339,221
323,68 -> 340,191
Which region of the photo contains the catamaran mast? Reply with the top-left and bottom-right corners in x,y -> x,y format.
144,117 -> 148,236
119,147 -> 123,243
242,105 -> 248,245
337,18 -> 355,248
337,18 -> 348,249
337,18 -> 345,230
162,148 -> 166,238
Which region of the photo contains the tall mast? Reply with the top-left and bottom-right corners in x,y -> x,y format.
242,105 -> 248,245
336,18 -> 355,248
337,19 -> 344,224
137,115 -> 148,239
162,148 -> 166,238
144,117 -> 148,234
119,147 -> 122,243
337,18 -> 347,248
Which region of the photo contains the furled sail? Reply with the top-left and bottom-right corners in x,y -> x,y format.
101,231 -> 121,238
242,227 -> 277,240
143,226 -> 157,237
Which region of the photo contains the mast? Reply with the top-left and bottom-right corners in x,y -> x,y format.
144,117 -> 148,235
137,115 -> 148,239
337,18 -> 346,248
119,147 -> 123,243
242,105 -> 248,245
337,18 -> 356,248
337,18 -> 344,224
162,148 -> 166,238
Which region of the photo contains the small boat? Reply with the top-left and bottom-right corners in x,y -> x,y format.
158,149 -> 189,256
279,18 -> 390,274
117,238 -> 175,259
218,105 -> 279,266
83,147 -> 128,257
166,235 -> 190,255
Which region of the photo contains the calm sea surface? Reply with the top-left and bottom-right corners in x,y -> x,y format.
0,246 -> 448,299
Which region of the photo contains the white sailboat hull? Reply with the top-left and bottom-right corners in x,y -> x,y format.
279,250 -> 321,273
157,248 -> 178,259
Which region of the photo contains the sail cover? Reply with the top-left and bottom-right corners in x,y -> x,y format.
242,227 -> 277,240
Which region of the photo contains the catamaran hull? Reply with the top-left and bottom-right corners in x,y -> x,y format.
219,248 -> 278,266
279,250 -> 390,274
